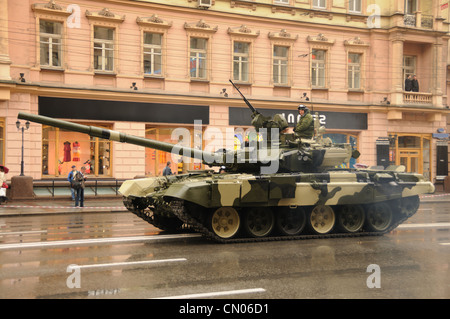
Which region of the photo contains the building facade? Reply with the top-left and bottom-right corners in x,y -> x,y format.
0,0 -> 449,183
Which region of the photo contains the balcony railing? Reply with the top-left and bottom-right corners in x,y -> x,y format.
404,13 -> 433,29
403,92 -> 432,104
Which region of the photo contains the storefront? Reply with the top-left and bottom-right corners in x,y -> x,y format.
145,125 -> 204,176
388,133 -> 432,180
38,96 -> 209,178
229,106 -> 366,168
42,124 -> 112,177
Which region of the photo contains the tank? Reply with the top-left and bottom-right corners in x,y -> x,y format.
18,82 -> 434,243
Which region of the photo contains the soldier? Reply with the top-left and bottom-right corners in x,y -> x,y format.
294,104 -> 314,139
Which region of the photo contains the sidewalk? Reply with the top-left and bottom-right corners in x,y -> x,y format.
0,197 -> 127,216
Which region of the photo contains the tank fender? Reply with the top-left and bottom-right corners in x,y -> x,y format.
118,177 -> 166,197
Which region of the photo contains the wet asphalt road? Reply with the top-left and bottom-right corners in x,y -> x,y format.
0,197 -> 449,300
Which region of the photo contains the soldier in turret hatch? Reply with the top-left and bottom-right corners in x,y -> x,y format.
294,104 -> 314,139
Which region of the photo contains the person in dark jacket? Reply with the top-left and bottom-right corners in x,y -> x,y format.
294,104 -> 314,139
411,75 -> 419,92
404,75 -> 412,91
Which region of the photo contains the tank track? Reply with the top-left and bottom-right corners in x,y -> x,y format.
168,199 -> 415,244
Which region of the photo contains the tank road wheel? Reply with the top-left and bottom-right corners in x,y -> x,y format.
210,207 -> 240,239
365,202 -> 393,232
244,207 -> 275,238
400,195 -> 420,217
337,205 -> 365,233
276,207 -> 306,236
308,205 -> 336,234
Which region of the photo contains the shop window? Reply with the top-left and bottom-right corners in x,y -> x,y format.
42,124 -> 112,177
145,126 -> 203,176
393,134 -> 431,180
39,20 -> 63,68
323,133 -> 358,168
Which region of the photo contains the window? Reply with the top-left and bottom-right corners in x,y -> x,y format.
190,38 -> 208,79
349,0 -> 362,13
94,26 -> 114,72
39,20 -> 62,68
313,0 -> 326,9
403,55 -> 416,88
405,0 -> 417,14
233,42 -> 250,82
311,49 -> 326,87
273,46 -> 288,85
275,0 -> 290,4
144,33 -> 162,75
348,53 -> 361,89
42,125 -> 112,177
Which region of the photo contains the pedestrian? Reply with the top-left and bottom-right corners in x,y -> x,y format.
68,165 -> 77,200
0,165 -> 9,204
294,104 -> 314,139
162,161 -> 172,176
404,74 -> 412,91
412,75 -> 419,92
74,166 -> 86,207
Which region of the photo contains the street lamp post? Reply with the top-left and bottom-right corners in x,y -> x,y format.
15,119 -> 30,176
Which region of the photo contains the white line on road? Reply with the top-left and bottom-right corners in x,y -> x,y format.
152,288 -> 266,299
0,233 -> 201,250
439,243 -> 450,246
75,258 -> 187,269
0,230 -> 47,236
397,222 -> 450,230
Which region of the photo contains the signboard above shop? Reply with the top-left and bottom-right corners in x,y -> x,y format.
39,97 -> 210,125
229,107 -> 368,130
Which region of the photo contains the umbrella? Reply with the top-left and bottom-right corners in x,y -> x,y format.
0,165 -> 9,173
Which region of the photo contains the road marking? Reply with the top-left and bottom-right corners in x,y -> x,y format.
397,222 -> 450,229
152,288 -> 266,299
0,233 -> 201,250
0,230 -> 47,236
76,258 -> 187,269
439,243 -> 450,246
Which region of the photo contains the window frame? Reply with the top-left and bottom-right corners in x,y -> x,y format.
272,45 -> 289,85
39,20 -> 63,68
348,52 -> 362,90
233,41 -> 251,83
143,32 -> 163,76
311,49 -> 326,88
93,26 -> 116,73
313,0 -> 327,9
189,37 -> 208,80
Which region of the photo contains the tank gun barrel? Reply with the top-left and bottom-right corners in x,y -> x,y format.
17,112 -> 216,162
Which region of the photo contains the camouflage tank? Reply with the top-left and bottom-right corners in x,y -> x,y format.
18,82 -> 434,243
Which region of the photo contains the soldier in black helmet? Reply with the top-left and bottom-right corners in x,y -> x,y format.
294,104 -> 314,139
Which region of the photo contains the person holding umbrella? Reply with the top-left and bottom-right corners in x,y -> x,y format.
0,165 -> 9,204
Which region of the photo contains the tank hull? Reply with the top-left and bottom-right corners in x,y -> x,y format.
120,169 -> 434,243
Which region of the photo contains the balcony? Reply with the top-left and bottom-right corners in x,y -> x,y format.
404,13 -> 433,29
403,92 -> 432,104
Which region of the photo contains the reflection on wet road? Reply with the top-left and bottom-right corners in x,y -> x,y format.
0,200 -> 449,299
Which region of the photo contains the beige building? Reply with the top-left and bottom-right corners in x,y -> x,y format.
0,0 -> 449,184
